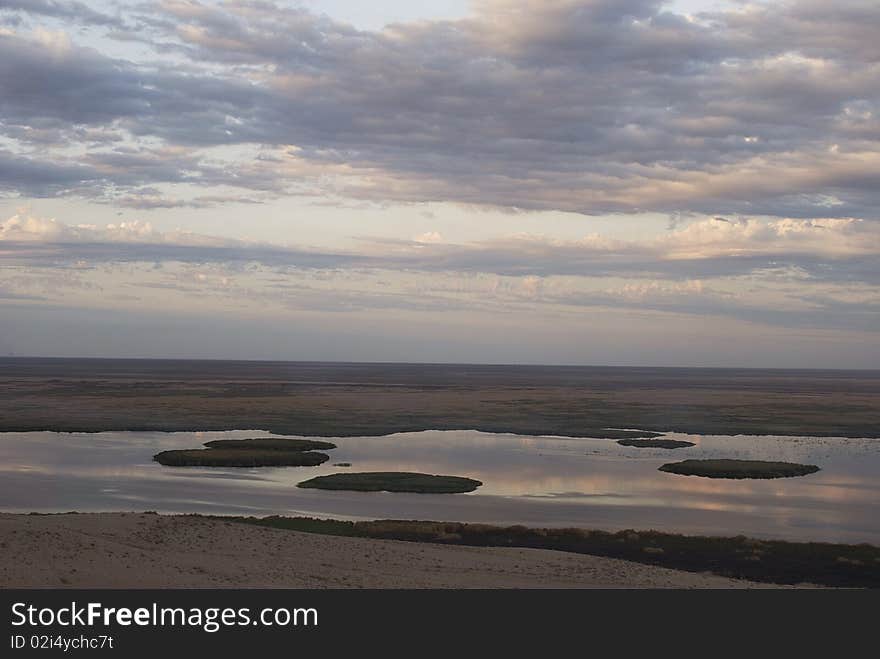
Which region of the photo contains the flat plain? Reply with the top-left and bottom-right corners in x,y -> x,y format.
1,358 -> 877,438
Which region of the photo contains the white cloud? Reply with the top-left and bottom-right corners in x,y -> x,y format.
0,212 -> 238,247
414,231 -> 443,244
3,212 -> 879,287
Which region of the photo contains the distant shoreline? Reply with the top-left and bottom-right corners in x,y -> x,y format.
2,359 -> 878,438
3,355 -> 880,374
1,424 -> 876,439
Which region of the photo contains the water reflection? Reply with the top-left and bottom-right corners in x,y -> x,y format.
0,429 -> 877,544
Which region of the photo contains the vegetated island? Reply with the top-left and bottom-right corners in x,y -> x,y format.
658,459 -> 820,479
298,472 -> 482,494
204,438 -> 336,451
154,437 -> 336,467
617,438 -> 695,449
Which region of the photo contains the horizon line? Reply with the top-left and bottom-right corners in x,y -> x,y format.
1,355 -> 878,373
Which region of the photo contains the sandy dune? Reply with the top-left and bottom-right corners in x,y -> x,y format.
0,513 -> 779,589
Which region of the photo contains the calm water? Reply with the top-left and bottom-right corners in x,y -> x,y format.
0,429 -> 877,544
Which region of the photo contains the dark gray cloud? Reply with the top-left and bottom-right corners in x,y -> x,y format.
0,32 -> 151,127
0,0 -> 878,218
0,239 -> 370,270
112,189 -> 266,209
0,149 -> 105,195
0,0 -> 124,28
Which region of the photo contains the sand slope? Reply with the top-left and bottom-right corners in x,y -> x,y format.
0,513 -> 786,589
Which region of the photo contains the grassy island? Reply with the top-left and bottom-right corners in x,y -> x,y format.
154,448 -> 330,467
155,436 -> 336,467
618,438 -> 695,449
659,459 -> 820,479
297,472 -> 482,493
203,438 -> 336,451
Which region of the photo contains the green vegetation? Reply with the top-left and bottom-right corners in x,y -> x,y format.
203,438 -> 336,451
225,516 -> 880,588
297,472 -> 482,493
659,459 -> 820,479
618,438 -> 695,449
154,449 -> 330,467
155,436 -> 336,467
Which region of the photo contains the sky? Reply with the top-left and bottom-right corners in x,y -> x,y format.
0,0 -> 878,367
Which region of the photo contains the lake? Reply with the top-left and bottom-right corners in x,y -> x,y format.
0,429 -> 877,544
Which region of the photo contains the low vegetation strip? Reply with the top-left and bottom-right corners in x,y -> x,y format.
617,439 -> 695,449
203,438 -> 337,451
154,449 -> 330,467
297,472 -> 483,493
659,459 -> 820,479
224,516 -> 880,588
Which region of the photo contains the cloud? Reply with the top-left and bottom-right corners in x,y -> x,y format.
2,212 -> 879,285
0,1 -> 876,218
0,214 -> 171,243
0,212 -> 373,269
0,1 -> 125,28
0,149 -> 105,196
2,211 -> 877,336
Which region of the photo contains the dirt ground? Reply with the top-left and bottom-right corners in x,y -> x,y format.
0,513 -> 784,589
